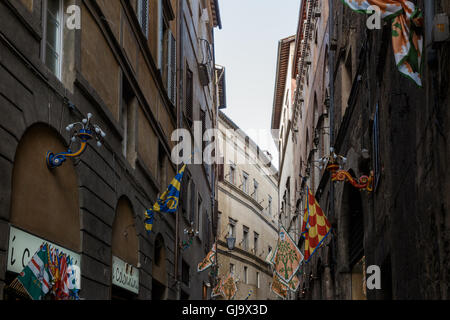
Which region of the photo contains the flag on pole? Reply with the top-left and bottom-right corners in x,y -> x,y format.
271,226 -> 303,286
16,244 -> 51,300
220,273 -> 238,300
144,164 -> 186,233
342,0 -> 423,86
211,278 -> 223,298
197,243 -> 217,272
288,275 -> 300,292
271,274 -> 288,299
302,186 -> 332,263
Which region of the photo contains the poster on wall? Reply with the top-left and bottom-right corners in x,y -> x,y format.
7,226 -> 81,289
112,255 -> 139,294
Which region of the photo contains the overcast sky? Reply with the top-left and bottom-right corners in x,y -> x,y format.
214,0 -> 301,169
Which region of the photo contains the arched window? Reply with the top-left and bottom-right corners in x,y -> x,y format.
6,124 -> 80,299
10,124 -> 80,249
111,197 -> 139,299
152,233 -> 167,300
342,177 -> 366,300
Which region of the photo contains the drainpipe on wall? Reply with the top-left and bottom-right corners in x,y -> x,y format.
328,0 -> 335,228
328,0 -> 336,300
174,0 -> 182,300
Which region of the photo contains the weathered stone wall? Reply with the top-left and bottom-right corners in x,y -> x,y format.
0,0 -> 218,300
300,0 -> 450,300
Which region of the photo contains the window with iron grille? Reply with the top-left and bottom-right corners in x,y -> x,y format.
137,0 -> 149,38
185,67 -> 193,126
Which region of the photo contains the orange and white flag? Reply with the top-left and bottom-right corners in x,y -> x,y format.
343,0 -> 423,86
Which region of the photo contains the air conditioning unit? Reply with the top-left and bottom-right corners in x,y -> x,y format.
315,8 -> 321,18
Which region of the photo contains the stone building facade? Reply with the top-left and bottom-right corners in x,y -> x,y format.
272,0 -> 331,298
0,0 -> 222,300
274,0 -> 450,300
216,111 -> 279,300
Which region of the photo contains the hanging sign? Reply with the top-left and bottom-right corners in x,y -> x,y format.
7,226 -> 81,289
112,256 -> 139,294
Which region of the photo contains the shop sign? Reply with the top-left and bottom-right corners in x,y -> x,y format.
7,226 -> 81,289
112,255 -> 139,294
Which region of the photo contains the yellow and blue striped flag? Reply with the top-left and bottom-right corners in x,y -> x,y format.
144,164 -> 186,233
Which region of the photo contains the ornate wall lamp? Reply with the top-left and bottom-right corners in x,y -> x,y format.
46,113 -> 106,169
317,147 -> 374,192
180,222 -> 199,251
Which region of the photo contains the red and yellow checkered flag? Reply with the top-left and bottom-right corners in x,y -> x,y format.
301,187 -> 332,262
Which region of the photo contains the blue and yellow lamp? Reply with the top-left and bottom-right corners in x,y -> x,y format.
46,113 -> 106,169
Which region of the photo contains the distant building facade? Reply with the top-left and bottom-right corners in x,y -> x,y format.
216,111 -> 279,300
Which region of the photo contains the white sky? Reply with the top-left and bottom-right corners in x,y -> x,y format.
214,0 -> 301,170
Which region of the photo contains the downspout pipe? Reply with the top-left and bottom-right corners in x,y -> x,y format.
174,0 -> 182,299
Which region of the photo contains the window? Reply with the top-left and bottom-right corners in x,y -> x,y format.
243,266 -> 248,284
256,272 -> 260,288
242,172 -> 249,193
268,196 -> 272,216
201,109 -> 207,152
185,67 -> 193,126
158,142 -> 167,188
228,218 -> 236,238
268,246 -> 272,255
229,165 -> 236,184
243,226 -> 249,251
197,195 -> 202,233
230,263 -> 235,275
137,0 -> 149,37
252,180 -> 259,201
181,174 -> 190,219
44,0 -> 63,79
182,260 -> 190,286
161,9 -> 176,105
253,232 -> 259,254
189,181 -> 196,223
121,77 -> 137,164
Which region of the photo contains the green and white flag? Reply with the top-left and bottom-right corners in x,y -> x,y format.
17,244 -> 51,300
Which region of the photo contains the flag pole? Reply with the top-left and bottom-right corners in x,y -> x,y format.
174,0 -> 182,299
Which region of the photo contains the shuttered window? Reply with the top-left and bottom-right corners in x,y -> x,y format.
44,0 -> 63,79
137,0 -> 149,38
167,30 -> 176,105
